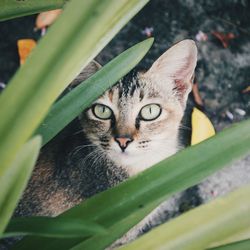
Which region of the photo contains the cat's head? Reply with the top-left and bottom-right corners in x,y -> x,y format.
79,40 -> 197,175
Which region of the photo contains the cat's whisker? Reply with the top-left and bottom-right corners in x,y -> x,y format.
70,144 -> 96,157
90,152 -> 104,169
87,148 -> 106,170
72,129 -> 85,135
179,124 -> 191,130
78,148 -> 99,167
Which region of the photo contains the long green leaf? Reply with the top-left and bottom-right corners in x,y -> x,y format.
121,185 -> 250,250
0,0 -> 66,21
70,202 -> 159,250
0,0 -> 150,176
14,119 -> 250,250
209,239 -> 250,250
2,217 -> 105,238
36,38 -> 153,145
208,227 -> 250,249
0,136 -> 41,233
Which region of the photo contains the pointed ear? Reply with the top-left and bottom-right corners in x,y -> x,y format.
145,39 -> 197,104
69,60 -> 102,88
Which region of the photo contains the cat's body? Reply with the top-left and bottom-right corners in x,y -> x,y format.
12,39 -> 250,249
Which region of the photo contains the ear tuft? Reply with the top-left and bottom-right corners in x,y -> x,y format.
145,39 -> 197,104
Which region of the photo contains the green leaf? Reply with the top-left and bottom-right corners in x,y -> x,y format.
36,38 -> 154,145
0,0 -> 150,177
0,136 -> 41,234
121,185 -> 250,250
208,227 -> 250,249
208,239 -> 250,250
2,216 -> 105,238
14,119 -> 250,250
70,202 -> 159,250
0,0 -> 66,21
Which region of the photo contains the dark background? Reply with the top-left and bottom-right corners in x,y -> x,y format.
0,0 -> 249,131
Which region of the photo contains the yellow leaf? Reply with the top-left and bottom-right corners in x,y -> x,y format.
191,107 -> 215,145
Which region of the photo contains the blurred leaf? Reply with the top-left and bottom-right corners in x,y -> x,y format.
209,227 -> 250,249
14,119 -> 250,250
2,217 -> 105,238
0,136 -> 41,233
121,185 -> 250,250
208,239 -> 250,250
0,0 -> 150,177
36,38 -> 154,145
0,0 -> 66,21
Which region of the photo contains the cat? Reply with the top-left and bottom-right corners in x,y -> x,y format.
9,39 -> 198,249
15,39 -> 197,215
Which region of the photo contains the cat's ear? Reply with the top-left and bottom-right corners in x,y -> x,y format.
69,60 -> 102,88
144,39 -> 197,104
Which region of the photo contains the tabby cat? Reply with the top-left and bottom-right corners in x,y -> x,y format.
14,39 -> 198,247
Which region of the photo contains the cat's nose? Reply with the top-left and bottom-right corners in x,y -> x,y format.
115,136 -> 133,152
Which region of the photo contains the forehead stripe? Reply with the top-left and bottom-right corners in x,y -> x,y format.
108,89 -> 113,102
130,84 -> 137,96
139,89 -> 144,101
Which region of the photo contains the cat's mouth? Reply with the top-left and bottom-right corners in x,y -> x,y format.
110,142 -> 134,156
113,147 -> 131,155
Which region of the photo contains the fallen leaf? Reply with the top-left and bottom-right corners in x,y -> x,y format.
17,39 -> 37,65
211,31 -> 235,48
242,86 -> 250,94
192,80 -> 204,107
36,9 -> 62,30
191,107 -> 216,146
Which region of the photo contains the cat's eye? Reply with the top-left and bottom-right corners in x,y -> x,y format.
92,104 -> 113,120
139,104 -> 161,121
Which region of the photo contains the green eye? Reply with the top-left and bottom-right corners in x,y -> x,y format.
140,104 -> 161,121
93,104 -> 113,120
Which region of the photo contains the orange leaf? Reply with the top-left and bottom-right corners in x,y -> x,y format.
17,39 -> 37,65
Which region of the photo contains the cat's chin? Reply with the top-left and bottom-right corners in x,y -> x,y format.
110,147 -> 178,176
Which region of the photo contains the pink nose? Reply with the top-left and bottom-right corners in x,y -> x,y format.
115,136 -> 133,152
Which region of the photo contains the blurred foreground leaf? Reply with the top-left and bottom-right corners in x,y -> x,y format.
0,137 -> 41,233
0,0 -> 66,21
209,239 -> 250,250
208,227 -> 250,249
122,185 -> 250,250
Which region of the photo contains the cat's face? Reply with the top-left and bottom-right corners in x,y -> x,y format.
79,40 -> 197,175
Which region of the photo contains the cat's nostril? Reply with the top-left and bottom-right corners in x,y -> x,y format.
114,136 -> 133,152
